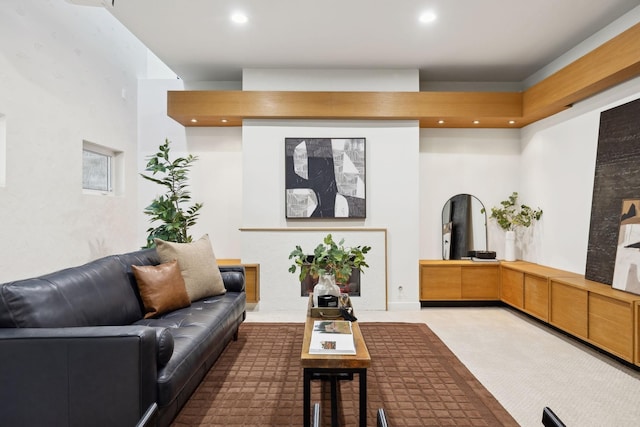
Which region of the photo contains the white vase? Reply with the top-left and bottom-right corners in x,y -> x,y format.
504,230 -> 516,261
313,274 -> 341,307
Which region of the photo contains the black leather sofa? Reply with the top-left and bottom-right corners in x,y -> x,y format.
0,248 -> 246,427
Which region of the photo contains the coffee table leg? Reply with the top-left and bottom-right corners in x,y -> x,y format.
330,376 -> 338,427
304,368 -> 311,427
359,369 -> 367,427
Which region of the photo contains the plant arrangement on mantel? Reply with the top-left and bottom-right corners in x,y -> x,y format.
482,191 -> 543,261
140,139 -> 203,248
288,234 -> 371,305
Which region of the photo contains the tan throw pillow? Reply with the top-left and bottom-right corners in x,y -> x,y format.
154,234 -> 226,301
132,260 -> 191,319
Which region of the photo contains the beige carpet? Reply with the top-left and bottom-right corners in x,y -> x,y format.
171,322 -> 518,426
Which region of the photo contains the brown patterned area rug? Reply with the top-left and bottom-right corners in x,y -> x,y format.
171,322 -> 518,426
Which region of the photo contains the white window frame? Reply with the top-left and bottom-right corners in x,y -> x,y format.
82,140 -> 122,196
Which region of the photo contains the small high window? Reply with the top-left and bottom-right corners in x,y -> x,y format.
82,141 -> 120,194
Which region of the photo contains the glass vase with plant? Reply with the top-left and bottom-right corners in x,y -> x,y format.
288,234 -> 371,296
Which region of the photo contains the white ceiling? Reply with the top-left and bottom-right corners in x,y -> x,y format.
98,0 -> 640,84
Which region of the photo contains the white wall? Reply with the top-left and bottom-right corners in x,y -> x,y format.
239,69 -> 421,311
520,76 -> 640,274
419,129 -> 522,260
242,119 -> 419,310
0,0 -> 147,281
136,79 -> 245,254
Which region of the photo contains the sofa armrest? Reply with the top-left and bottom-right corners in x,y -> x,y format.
0,326 -> 158,427
220,265 -> 245,293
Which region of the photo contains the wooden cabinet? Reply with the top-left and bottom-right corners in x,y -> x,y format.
500,262 -> 577,322
419,260 -> 499,301
500,267 -> 524,308
588,291 -> 635,362
521,267 -> 638,364
461,266 -> 500,299
218,259 -> 260,303
550,279 -> 588,339
635,302 -> 640,365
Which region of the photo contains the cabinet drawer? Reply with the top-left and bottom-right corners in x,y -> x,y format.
589,293 -> 633,361
462,266 -> 499,299
550,281 -> 588,338
501,268 -> 524,308
635,303 -> 640,366
524,274 -> 549,321
420,266 -> 461,300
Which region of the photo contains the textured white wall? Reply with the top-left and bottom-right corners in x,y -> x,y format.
520,76 -> 640,274
0,0 -> 147,281
136,79 -> 245,254
419,129 -> 522,260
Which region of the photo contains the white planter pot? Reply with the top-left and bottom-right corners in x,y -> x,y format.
504,230 -> 516,261
312,274 -> 341,307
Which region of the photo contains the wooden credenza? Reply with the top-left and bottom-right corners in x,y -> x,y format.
218,259 -> 260,303
419,259 -> 640,366
548,275 -> 638,362
500,261 -> 579,322
419,260 -> 500,301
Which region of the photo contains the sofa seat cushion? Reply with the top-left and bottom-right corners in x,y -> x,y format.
0,256 -> 142,328
134,291 -> 246,406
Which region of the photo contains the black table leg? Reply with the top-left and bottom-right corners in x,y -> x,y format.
359,369 -> 367,427
303,367 -> 367,427
304,368 -> 311,427
330,376 -> 338,427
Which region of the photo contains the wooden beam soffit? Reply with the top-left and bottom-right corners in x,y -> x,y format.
167,90 -> 523,128
167,22 -> 640,128
523,21 -> 640,122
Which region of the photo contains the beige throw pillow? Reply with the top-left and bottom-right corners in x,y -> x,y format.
154,234 -> 226,301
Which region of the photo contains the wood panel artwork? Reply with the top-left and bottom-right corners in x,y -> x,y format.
586,97 -> 640,285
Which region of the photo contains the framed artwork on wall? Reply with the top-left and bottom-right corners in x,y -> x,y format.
285,138 -> 366,218
586,97 -> 640,285
612,199 -> 640,295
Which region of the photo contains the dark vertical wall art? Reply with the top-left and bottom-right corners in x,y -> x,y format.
285,138 -> 366,218
586,97 -> 640,285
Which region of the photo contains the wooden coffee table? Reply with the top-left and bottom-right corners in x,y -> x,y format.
301,305 -> 371,427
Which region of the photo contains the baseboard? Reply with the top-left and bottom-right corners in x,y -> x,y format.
387,301 -> 421,311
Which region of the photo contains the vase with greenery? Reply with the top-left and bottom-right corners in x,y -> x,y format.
288,234 -> 371,303
482,192 -> 543,260
140,139 -> 203,248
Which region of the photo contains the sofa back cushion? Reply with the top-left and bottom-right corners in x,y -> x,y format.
0,256 -> 142,328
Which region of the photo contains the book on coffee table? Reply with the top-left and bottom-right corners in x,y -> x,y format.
309,320 -> 356,355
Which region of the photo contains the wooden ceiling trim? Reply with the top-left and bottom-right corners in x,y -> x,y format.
166,22 -> 640,128
523,22 -> 640,120
167,90 -> 523,128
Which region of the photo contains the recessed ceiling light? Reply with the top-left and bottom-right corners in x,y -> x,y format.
473,120 -> 480,125
221,119 -> 228,123
419,11 -> 437,24
231,12 -> 248,24
190,118 -> 198,123
438,120 -> 445,125
508,120 -> 516,125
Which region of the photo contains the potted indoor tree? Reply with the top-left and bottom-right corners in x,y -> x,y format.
483,192 -> 543,261
140,139 -> 203,248
288,234 -> 371,305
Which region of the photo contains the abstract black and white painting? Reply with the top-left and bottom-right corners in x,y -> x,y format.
612,199 -> 640,295
285,138 -> 366,218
